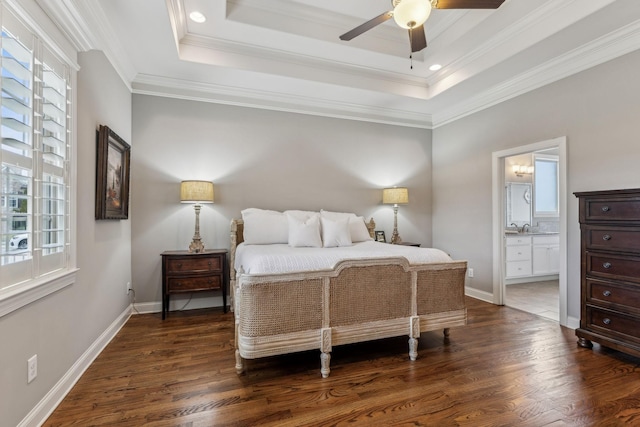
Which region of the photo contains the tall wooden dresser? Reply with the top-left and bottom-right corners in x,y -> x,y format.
574,188 -> 640,358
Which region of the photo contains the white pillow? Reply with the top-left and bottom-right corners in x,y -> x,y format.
320,210 -> 372,242
283,210 -> 318,221
321,216 -> 353,248
241,208 -> 288,245
287,213 -> 322,247
350,216 -> 373,242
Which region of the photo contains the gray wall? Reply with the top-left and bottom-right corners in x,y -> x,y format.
432,49 -> 640,321
1,50 -> 132,427
131,95 -> 433,307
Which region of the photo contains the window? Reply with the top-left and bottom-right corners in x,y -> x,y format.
1,5 -> 74,313
533,154 -> 559,217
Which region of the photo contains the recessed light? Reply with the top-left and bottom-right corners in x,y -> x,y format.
429,64 -> 442,71
189,11 -> 206,23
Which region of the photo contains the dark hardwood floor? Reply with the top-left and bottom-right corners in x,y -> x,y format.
44,297 -> 640,426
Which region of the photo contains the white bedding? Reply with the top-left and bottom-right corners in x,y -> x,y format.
234,240 -> 453,275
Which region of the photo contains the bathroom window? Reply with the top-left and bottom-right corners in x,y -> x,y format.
533,155 -> 559,217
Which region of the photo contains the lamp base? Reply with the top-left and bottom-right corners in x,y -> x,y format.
390,230 -> 402,244
189,237 -> 205,253
188,203 -> 205,253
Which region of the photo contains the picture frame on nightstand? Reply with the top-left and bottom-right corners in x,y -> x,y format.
375,230 -> 386,242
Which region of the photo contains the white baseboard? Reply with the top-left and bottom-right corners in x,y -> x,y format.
18,305 -> 132,427
133,295 -> 224,315
566,315 -> 580,330
465,287 -> 494,303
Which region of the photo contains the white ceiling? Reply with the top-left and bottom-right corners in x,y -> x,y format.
39,0 -> 640,128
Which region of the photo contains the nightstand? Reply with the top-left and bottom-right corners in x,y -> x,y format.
161,249 -> 228,319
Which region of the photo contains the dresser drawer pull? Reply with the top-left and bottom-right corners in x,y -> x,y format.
601,206 -> 610,212
175,282 -> 182,287
602,234 -> 611,241
177,263 -> 182,268
603,290 -> 612,297
602,318 -> 611,325
602,262 -> 612,269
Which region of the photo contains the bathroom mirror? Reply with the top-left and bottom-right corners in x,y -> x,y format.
505,182 -> 531,227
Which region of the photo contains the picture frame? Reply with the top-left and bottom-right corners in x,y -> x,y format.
375,230 -> 386,243
95,125 -> 131,220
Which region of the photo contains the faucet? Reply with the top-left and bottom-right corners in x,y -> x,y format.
510,223 -> 519,230
521,223 -> 530,233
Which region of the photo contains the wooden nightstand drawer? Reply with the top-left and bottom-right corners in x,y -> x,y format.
166,256 -> 222,273
168,275 -> 221,292
161,249 -> 228,319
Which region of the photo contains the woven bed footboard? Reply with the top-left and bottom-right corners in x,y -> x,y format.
233,258 -> 467,377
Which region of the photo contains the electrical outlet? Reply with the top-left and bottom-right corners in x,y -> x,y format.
126,281 -> 131,295
468,268 -> 474,278
27,354 -> 37,383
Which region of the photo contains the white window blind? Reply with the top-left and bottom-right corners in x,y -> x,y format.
1,5 -> 72,293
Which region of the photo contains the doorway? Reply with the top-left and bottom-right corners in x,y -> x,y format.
491,137 -> 568,326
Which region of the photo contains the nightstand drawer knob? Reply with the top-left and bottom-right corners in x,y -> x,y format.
603,262 -> 612,269
602,234 -> 611,241
601,206 -> 610,212
602,318 -> 611,325
603,290 -> 612,297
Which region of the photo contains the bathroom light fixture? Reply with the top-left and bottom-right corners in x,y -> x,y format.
512,165 -> 534,177
383,187 -> 409,244
181,180 -> 214,253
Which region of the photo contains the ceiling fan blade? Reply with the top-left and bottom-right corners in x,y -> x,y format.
433,0 -> 505,9
409,25 -> 427,53
339,11 -> 394,41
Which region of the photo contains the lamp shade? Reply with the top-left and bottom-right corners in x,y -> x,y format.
383,187 -> 409,205
180,180 -> 214,203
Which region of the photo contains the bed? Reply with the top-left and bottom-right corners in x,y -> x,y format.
230,209 -> 467,377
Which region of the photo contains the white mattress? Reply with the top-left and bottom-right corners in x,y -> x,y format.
234,240 -> 453,275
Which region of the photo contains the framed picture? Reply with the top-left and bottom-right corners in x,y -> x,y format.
375,230 -> 386,243
95,125 -> 131,220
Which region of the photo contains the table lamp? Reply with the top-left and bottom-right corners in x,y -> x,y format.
180,180 -> 214,253
382,187 -> 409,244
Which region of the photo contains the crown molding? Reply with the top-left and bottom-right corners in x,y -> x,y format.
432,17 -> 640,127
132,74 -> 432,129
36,0 -> 136,91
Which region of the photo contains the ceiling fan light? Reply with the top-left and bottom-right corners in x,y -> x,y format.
393,0 -> 432,29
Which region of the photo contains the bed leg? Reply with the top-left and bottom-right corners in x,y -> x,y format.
443,328 -> 450,340
235,350 -> 244,374
320,352 -> 331,378
408,337 -> 418,361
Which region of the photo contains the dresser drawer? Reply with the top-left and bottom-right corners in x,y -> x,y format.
584,226 -> 640,252
166,256 -> 222,273
506,245 -> 530,261
506,260 -> 532,277
505,236 -> 531,246
587,252 -> 640,284
583,198 -> 640,222
168,275 -> 222,292
587,278 -> 640,313
586,306 -> 640,344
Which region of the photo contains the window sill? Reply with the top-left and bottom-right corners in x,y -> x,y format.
0,268 -> 78,318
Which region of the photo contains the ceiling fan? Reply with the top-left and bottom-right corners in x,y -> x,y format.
339,0 -> 506,54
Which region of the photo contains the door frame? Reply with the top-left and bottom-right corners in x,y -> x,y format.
491,136 -> 568,325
